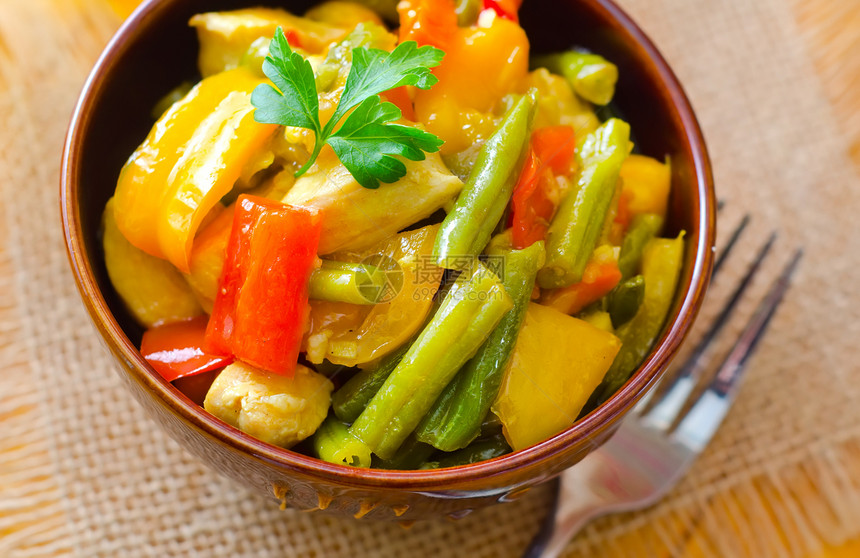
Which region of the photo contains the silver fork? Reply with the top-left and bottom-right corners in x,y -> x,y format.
524,219 -> 803,558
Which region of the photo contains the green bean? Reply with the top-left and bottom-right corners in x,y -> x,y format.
331,342 -> 410,423
532,51 -> 619,106
349,263 -> 513,459
416,241 -> 545,451
479,410 -> 503,437
537,118 -> 630,289
594,233 -> 685,403
313,416 -> 373,468
330,291 -> 451,423
617,214 -> 664,280
435,434 -> 511,468
608,275 -> 645,328
433,91 -> 537,270
308,260 -> 385,305
375,434 -> 437,470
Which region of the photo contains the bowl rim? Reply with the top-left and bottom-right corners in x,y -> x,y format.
61,0 -> 715,490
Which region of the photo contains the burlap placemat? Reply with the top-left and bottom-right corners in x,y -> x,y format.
2,0 -> 859,556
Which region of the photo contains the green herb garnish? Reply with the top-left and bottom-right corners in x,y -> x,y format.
251,28 -> 446,189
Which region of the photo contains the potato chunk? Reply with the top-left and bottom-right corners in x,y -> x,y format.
492,303 -> 621,451
619,154 -> 672,221
204,361 -> 333,448
102,198 -> 202,328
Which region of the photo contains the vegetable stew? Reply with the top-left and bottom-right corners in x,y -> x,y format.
103,0 -> 684,469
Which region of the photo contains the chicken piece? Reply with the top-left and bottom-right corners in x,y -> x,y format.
304,1 -> 385,30
492,303 -> 621,451
190,8 -> 348,77
282,149 -> 463,255
204,361 -> 333,448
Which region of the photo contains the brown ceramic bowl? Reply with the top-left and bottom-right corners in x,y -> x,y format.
61,0 -> 715,521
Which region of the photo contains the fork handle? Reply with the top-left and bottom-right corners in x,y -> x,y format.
523,460 -> 613,558
523,497 -> 599,557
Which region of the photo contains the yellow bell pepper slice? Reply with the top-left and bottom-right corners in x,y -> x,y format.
183,203 -> 234,314
492,302 -> 621,451
102,198 -> 202,328
413,12 -> 530,154
113,68 -> 277,273
304,224 -> 444,367
190,8 -> 349,77
619,154 -> 672,221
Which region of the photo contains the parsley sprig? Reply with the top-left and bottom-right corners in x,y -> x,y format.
251,28 -> 446,189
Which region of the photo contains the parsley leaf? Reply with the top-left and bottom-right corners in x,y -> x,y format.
251,27 -> 446,189
250,28 -> 321,135
327,96 -> 444,189
331,42 -> 442,126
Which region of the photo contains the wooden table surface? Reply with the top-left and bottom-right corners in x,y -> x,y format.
101,2 -> 860,554
793,0 -> 860,171
754,3 -> 860,553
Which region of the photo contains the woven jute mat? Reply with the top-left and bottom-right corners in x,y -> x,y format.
2,0 -> 859,556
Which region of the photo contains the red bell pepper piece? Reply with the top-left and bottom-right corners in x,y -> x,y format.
172,370 -> 221,407
531,125 -> 576,175
510,126 -> 576,249
141,316 -> 233,382
482,0 -> 521,22
285,29 -> 303,49
614,188 -> 634,231
205,195 -> 322,376
511,149 -> 557,249
604,188 -> 635,246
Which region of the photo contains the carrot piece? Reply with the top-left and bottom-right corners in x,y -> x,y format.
540,255 -> 622,315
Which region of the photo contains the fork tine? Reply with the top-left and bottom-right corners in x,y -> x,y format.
712,214 -> 750,277
640,232 -> 777,427
672,249 -> 803,451
704,230 -> 776,352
